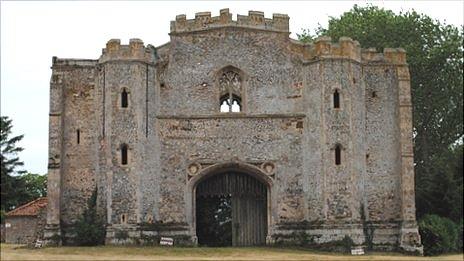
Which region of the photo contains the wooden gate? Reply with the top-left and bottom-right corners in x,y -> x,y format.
196,172 -> 267,246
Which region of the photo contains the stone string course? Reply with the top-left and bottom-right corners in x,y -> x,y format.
44,9 -> 422,254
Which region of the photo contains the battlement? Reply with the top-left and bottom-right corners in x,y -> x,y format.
170,9 -> 289,34
293,36 -> 407,64
365,47 -> 407,64
51,57 -> 97,68
99,38 -> 156,63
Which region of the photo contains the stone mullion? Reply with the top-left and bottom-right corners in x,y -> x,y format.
229,88 -> 233,112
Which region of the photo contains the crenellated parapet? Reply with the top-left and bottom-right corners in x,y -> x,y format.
51,57 -> 97,68
293,36 -> 407,65
170,9 -> 289,34
311,36 -> 362,62
99,38 -> 156,63
362,47 -> 407,64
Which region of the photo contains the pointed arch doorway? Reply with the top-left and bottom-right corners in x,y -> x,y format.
193,166 -> 269,247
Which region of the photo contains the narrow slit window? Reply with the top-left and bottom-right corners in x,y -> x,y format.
121,144 -> 128,165
333,90 -> 340,109
76,129 -> 80,144
335,145 -> 341,165
121,89 -> 128,108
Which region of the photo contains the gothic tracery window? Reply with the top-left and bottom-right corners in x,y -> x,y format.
219,70 -> 242,112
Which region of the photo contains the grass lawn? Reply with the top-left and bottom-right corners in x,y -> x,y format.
1,244 -> 463,260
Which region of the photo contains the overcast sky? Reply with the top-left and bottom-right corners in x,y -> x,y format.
1,1 -> 463,174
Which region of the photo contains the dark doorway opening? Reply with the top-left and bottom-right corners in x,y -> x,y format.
195,172 -> 267,247
196,195 -> 232,246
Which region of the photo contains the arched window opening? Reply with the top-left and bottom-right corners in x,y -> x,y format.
121,144 -> 128,165
121,89 -> 128,108
220,94 -> 241,113
335,145 -> 341,165
231,100 -> 241,112
121,214 -> 127,224
333,90 -> 340,109
220,100 -> 229,112
219,70 -> 243,113
76,129 -> 80,144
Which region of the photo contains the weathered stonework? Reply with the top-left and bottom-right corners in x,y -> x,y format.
45,9 -> 422,254
5,198 -> 48,244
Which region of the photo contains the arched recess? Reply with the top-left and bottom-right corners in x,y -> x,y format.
187,162 -> 273,246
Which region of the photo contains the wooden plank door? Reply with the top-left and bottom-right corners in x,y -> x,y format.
197,172 -> 267,246
232,194 -> 267,246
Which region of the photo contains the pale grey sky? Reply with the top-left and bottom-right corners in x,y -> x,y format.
1,1 -> 463,174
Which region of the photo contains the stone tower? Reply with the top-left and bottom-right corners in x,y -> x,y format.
44,9 -> 422,254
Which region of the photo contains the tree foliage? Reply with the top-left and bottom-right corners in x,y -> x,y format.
73,188 -> 106,246
17,173 -> 47,201
0,116 -> 48,223
299,4 -> 463,222
1,116 -> 26,212
419,214 -> 459,255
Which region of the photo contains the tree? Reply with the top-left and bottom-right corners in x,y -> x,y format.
442,145 -> 463,222
73,188 -> 106,246
299,5 -> 463,221
16,173 -> 48,204
0,117 -> 48,224
419,214 -> 459,255
0,116 -> 26,213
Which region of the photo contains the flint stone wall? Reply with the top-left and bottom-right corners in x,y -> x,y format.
45,9 -> 422,254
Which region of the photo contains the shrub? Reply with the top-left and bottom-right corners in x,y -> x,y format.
141,234 -> 159,246
49,233 -> 62,245
0,209 -> 5,224
341,235 -> 354,253
458,219 -> 463,252
73,188 -> 106,246
419,214 -> 458,255
297,231 -> 314,246
115,230 -> 129,242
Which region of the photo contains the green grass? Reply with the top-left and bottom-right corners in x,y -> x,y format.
1,244 -> 463,260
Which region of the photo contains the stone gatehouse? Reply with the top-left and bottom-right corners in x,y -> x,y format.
44,9 -> 422,253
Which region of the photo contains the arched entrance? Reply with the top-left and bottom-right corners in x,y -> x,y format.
193,166 -> 269,247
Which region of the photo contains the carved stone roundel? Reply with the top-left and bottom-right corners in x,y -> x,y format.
187,163 -> 201,176
261,162 -> 275,175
